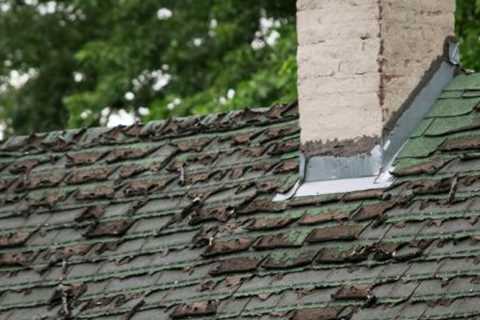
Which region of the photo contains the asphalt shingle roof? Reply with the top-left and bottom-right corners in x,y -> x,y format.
2,73 -> 480,319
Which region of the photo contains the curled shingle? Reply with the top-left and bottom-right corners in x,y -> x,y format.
189,206 -> 234,225
342,189 -> 384,202
0,251 -> 31,267
315,246 -> 369,264
66,151 -> 106,166
67,167 -> 113,185
0,231 -> 31,248
123,179 -> 171,197
239,197 -> 286,215
306,225 -> 363,243
441,136 -> 480,152
299,210 -> 349,225
273,159 -> 299,174
246,217 -> 296,231
393,158 -> 453,177
85,219 -> 133,238
14,172 -> 65,191
253,232 -> 305,250
75,206 -> 106,223
203,238 -> 253,257
76,186 -> 115,201
118,164 -> 147,179
290,307 -> 339,320
209,257 -> 260,276
105,147 -> 155,163
0,177 -> 15,192
263,251 -> 316,270
48,283 -> 87,308
352,201 -> 396,222
171,300 -> 217,319
174,138 -> 211,152
9,159 -> 40,174
332,285 -> 374,301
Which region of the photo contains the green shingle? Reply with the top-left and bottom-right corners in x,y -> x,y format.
397,136 -> 445,159
439,91 -> 463,99
410,118 -> 433,138
445,73 -> 480,91
424,114 -> 478,137
427,98 -> 480,118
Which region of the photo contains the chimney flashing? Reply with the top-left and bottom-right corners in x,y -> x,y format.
275,41 -> 460,200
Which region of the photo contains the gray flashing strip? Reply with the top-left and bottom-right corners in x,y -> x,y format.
304,145 -> 382,182
382,60 -> 456,166
295,173 -> 393,198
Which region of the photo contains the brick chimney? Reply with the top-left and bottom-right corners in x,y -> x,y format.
296,0 -> 457,185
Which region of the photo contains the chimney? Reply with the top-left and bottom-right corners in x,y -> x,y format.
296,0 -> 458,188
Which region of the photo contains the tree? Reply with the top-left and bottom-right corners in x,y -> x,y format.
456,0 -> 480,71
0,0 -> 479,137
0,0 -> 297,136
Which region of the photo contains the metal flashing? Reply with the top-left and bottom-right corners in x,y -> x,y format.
304,145 -> 382,182
295,172 -> 393,197
275,43 -> 459,199
382,60 -> 457,167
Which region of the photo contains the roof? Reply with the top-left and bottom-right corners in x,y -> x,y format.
1,73 -> 480,320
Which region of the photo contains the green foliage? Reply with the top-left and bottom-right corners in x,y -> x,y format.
456,0 -> 480,71
0,0 -> 296,136
1,0 -> 480,137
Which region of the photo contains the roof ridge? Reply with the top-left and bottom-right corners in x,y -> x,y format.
0,102 -> 298,154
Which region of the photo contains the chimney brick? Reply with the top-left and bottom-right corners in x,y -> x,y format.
297,0 -> 455,145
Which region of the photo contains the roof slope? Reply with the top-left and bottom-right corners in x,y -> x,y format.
2,73 -> 480,320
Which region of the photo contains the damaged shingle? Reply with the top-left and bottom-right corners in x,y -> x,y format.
203,238 -> 253,257
263,250 -> 316,269
123,178 -> 172,197
246,217 -> 296,231
441,136 -> 480,152
306,225 -> 363,243
253,231 -> 307,250
239,197 -> 286,215
66,151 -> 106,166
171,300 -> 217,319
174,138 -> 211,152
75,206 -> 106,223
61,243 -> 92,258
273,159 -> 299,174
332,285 -> 374,301
0,231 -> 31,248
48,283 -> 87,308
118,164 -> 147,178
299,210 -> 349,225
315,246 -> 369,264
105,147 -> 156,163
209,257 -> 260,276
76,186 -> 115,200
0,177 -> 14,192
393,158 -> 453,177
0,251 -> 31,267
8,159 -> 40,174
67,167 -> 113,184
189,206 -> 234,225
14,172 -> 65,191
352,201 -> 396,222
85,219 -> 133,238
290,307 -> 340,320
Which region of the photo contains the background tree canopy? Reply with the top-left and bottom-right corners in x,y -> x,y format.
0,0 -> 478,137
